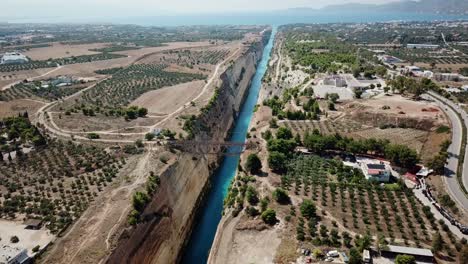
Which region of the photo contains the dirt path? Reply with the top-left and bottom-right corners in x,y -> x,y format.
41,147 -> 159,264
275,40 -> 282,83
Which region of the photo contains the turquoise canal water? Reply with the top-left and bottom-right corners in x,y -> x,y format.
181,27 -> 276,264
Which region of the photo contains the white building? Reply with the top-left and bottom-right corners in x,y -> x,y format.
407,44 -> 439,49
360,161 -> 391,182
433,73 -> 462,82
323,75 -> 347,87
0,245 -> 29,264
0,52 -> 29,65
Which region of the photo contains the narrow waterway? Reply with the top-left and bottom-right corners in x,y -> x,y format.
181,26 -> 277,264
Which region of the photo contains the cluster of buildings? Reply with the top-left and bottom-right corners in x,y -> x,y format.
403,65 -> 468,82
0,52 -> 29,65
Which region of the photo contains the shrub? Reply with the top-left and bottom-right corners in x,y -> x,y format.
87,133 -> 100,139
261,208 -> 277,225
272,188 -> 290,204
10,236 -> 19,243
395,254 -> 416,264
245,154 -> 262,174
145,133 -> 155,141
32,245 -> 40,253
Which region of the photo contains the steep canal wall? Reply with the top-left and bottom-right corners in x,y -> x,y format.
107,30 -> 271,264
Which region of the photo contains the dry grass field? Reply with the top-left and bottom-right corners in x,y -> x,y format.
131,80 -> 205,115
354,94 -> 447,120
23,43 -> 108,60
0,99 -> 45,118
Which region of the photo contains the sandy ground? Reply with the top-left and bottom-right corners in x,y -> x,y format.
131,80 -> 205,115
0,220 -> 55,256
357,94 -> 447,120
0,99 -> 45,118
208,215 -> 282,264
23,43 -> 108,60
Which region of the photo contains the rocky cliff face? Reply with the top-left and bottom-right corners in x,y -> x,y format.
107,32 -> 270,264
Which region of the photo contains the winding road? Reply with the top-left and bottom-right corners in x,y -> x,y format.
423,92 -> 468,212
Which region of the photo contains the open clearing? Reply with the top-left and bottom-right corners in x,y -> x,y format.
131,80 -> 205,115
0,220 -> 55,256
0,99 -> 45,118
23,43 -> 107,60
355,94 -> 446,120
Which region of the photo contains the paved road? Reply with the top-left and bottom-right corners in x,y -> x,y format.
414,179 -> 468,239
423,92 -> 468,211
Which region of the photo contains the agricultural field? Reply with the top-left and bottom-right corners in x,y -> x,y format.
0,117 -> 127,233
161,48 -> 230,67
22,43 -> 108,60
0,82 -> 89,102
74,64 -> 205,112
0,53 -> 127,73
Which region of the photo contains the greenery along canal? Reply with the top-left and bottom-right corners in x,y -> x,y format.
181,26 -> 277,263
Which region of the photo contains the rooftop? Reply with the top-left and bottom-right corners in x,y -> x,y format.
382,245 -> 433,257
0,245 -> 27,263
367,163 -> 385,170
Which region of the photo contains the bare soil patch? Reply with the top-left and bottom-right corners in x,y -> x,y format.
131,80 -> 205,115
23,43 -> 108,60
0,99 -> 45,118
354,94 -> 446,120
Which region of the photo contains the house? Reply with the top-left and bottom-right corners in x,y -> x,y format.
0,52 -> 29,65
360,162 -> 391,182
380,245 -> 434,264
0,245 -> 29,264
24,219 -> 43,230
407,44 -> 439,49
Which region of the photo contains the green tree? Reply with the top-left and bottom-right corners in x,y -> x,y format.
349,248 -> 361,264
276,127 -> 293,140
432,232 -> 444,253
261,208 -> 277,225
300,199 -> 316,219
268,151 -> 288,172
138,107 -> 148,117
272,188 -> 290,204
132,191 -> 149,212
145,133 -> 155,141
246,185 -> 259,205
459,245 -> 468,264
245,153 -> 262,174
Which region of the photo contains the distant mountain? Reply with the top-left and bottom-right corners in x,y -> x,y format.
319,0 -> 468,15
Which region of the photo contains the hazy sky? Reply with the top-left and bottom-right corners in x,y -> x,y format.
2,0 -> 399,18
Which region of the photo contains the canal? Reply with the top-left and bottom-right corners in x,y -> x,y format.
181,26 -> 277,263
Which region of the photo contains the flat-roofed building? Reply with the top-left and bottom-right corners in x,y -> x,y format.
360,162 -> 391,182
1,52 -> 29,65
407,44 -> 439,49
0,245 -> 29,264
380,245 -> 434,264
